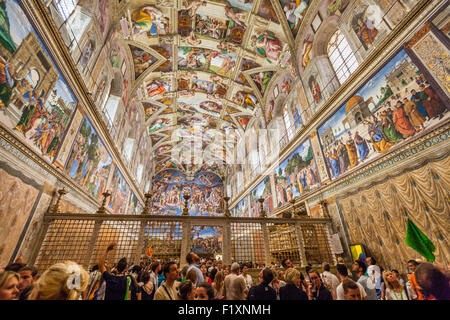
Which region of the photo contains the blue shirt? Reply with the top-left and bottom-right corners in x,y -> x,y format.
187,264 -> 204,286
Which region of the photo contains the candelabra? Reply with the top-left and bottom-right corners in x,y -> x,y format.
97,190 -> 111,214
142,192 -> 152,215
49,187 -> 68,214
182,193 -> 190,216
223,196 -> 231,217
258,197 -> 266,218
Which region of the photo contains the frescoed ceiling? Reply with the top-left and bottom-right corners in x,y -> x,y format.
80,0 -> 312,177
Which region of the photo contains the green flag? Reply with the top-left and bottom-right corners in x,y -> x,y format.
405,219 -> 435,262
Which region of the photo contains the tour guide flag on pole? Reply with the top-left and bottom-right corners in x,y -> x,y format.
405,219 -> 436,262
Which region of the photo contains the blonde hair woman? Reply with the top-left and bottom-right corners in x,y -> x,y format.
279,268 -> 308,300
0,271 -> 20,300
28,261 -> 89,300
212,271 -> 224,300
382,270 -> 416,300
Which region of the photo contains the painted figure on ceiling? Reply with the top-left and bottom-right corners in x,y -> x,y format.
283,0 -> 309,31
308,75 -> 322,104
132,6 -> 169,36
301,40 -> 312,69
250,30 -> 282,63
352,8 -> 379,49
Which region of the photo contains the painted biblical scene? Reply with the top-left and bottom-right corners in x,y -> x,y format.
178,95 -> 223,118
130,45 -> 157,79
0,0 -> 78,162
191,226 -> 223,259
178,46 -> 210,71
178,46 -> 238,77
108,166 -> 131,214
232,196 -> 249,217
127,192 -> 143,215
279,0 -> 310,38
249,177 -> 273,217
151,169 -> 224,216
236,115 -> 251,130
64,117 -> 112,201
130,6 -> 170,37
273,139 -> 320,207
249,70 -> 275,96
318,49 -> 449,180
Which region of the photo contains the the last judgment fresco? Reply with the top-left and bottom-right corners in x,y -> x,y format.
151,169 -> 224,216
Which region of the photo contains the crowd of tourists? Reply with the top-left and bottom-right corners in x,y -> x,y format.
1,243 -> 449,300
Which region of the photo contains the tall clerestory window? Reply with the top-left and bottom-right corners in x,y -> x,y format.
283,105 -> 294,141
327,29 -> 359,85
55,0 -> 78,21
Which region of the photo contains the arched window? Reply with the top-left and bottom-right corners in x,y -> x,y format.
283,105 -> 294,141
55,0 -> 78,21
327,29 -> 359,84
136,164 -> 144,184
103,95 -> 120,129
123,138 -> 135,163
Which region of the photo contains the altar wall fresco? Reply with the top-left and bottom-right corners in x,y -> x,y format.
151,169 -> 224,216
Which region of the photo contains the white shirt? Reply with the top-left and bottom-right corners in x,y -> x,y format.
336,281 -> 368,300
367,265 -> 381,289
321,271 -> 340,292
385,286 -> 417,300
239,274 -> 253,289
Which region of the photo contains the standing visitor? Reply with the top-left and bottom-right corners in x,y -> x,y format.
186,252 -> 204,286
279,268 -> 308,300
223,262 -> 247,300
178,280 -> 194,300
195,282 -> 215,300
28,261 -> 89,300
307,270 -> 333,300
212,270 -> 225,299
98,243 -> 138,300
352,260 -> 378,300
414,262 -> 450,300
239,263 -> 253,290
336,263 -> 368,300
321,263 -> 340,299
0,271 -> 20,300
366,257 -> 382,299
247,268 -> 277,300
154,262 -> 179,300
382,270 -> 416,300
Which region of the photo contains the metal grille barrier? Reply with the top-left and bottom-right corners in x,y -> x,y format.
33,214 -> 336,272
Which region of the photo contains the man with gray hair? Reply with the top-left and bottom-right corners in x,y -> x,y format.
223,262 -> 247,300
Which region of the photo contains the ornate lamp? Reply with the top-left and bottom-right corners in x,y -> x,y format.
49,187 -> 68,214
223,196 -> 231,217
182,191 -> 190,216
97,190 -> 111,214
141,192 -> 152,215
258,197 -> 266,218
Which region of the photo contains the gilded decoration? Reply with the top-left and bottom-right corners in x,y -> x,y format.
411,31 -> 450,95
